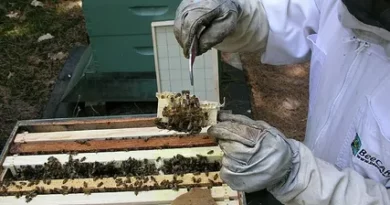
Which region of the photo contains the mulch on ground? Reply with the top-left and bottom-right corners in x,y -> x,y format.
0,0 -> 88,150
241,53 -> 309,141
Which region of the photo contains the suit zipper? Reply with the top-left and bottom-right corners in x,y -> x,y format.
313,39 -> 370,151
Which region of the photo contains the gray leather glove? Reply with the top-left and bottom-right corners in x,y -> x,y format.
207,113 -> 293,193
174,0 -> 239,58
174,0 -> 269,58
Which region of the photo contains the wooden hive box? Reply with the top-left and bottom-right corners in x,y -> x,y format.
0,114 -> 246,204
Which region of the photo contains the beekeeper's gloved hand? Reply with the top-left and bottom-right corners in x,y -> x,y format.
174,0 -> 269,58
207,113 -> 297,193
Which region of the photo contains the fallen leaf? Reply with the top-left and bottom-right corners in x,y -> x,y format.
282,98 -> 301,110
7,72 -> 14,79
6,11 -> 19,19
27,56 -> 43,65
45,80 -> 55,86
48,52 -> 68,61
59,1 -> 82,10
30,0 -> 43,7
37,33 -> 54,42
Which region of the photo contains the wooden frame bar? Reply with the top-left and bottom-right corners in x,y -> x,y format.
3,146 -> 222,169
18,115 -> 157,133
1,172 -> 222,194
0,186 -> 240,205
10,135 -> 216,155
14,127 -> 209,143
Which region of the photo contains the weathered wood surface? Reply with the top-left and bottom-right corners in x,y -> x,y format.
18,116 -> 157,133
14,127 -> 209,143
0,186 -> 239,205
10,135 -> 216,154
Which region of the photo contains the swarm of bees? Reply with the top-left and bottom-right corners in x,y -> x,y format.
155,90 -> 210,134
0,154 -> 221,202
161,154 -> 221,175
13,156 -> 159,181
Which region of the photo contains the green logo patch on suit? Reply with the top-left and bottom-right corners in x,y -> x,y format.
351,133 -> 362,156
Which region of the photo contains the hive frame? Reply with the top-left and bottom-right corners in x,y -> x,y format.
0,116 -> 246,205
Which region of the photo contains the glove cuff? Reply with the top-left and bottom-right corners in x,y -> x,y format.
214,0 -> 269,53
267,138 -> 301,194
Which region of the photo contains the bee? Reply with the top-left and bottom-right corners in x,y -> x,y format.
15,192 -> 21,198
150,176 -> 157,183
192,177 -> 196,183
46,179 -> 51,185
84,189 -> 91,195
213,174 -> 219,181
176,180 -> 183,184
25,196 -> 32,203
80,157 -> 87,162
63,178 -> 69,184
3,180 -> 10,186
83,181 -> 88,188
75,140 -> 90,146
172,184 -> 179,191
19,182 -> 27,186
156,156 -> 161,162
97,182 -> 104,187
207,150 -> 214,155
204,112 -> 209,120
93,176 -> 99,181
175,93 -> 182,98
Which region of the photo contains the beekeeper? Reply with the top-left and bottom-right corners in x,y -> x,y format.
174,0 -> 390,204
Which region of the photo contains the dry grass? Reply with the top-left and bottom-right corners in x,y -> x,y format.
0,0 -> 88,150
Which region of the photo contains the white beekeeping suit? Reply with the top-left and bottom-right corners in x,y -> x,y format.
174,0 -> 390,204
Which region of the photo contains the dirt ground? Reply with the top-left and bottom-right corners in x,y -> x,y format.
0,0 -> 308,153
0,0 -> 87,149
240,53 -> 309,141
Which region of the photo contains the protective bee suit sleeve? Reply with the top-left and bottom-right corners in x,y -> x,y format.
259,0 -> 321,65
269,139 -> 390,205
208,112 -> 390,205
175,0 -> 390,203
